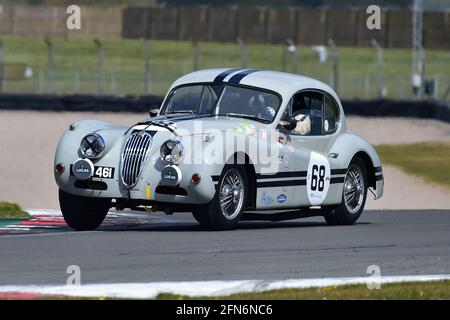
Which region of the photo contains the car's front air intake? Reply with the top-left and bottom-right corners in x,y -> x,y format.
121,131 -> 152,187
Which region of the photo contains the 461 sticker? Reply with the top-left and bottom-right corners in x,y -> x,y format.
71,164 -> 115,179
306,152 -> 331,205
94,166 -> 114,179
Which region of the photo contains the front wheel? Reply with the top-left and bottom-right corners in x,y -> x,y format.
59,189 -> 110,231
192,165 -> 247,230
324,157 -> 367,226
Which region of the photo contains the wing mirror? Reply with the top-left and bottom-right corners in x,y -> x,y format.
149,107 -> 159,118
279,116 -> 297,131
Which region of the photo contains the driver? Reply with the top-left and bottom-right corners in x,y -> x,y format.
248,94 -> 276,121
292,112 -> 311,135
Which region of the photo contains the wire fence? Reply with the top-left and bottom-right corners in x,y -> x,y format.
0,39 -> 448,100
2,69 -> 448,101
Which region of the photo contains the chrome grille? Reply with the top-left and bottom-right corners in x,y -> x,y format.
121,131 -> 152,187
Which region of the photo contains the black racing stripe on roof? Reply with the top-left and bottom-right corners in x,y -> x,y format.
227,69 -> 260,84
213,68 -> 242,83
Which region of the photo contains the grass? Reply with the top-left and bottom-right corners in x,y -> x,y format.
0,202 -> 31,219
376,142 -> 450,188
1,37 -> 450,98
155,280 -> 450,300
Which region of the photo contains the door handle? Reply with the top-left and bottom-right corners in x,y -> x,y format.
328,153 -> 338,159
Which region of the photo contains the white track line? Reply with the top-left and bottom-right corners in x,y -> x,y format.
0,275 -> 449,299
26,209 -> 62,217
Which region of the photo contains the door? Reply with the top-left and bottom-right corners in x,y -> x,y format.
255,138 -> 297,210
281,90 -> 342,207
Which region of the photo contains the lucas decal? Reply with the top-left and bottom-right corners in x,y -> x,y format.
306,152 -> 331,205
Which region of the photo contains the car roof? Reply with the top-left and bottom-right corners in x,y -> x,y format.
169,68 -> 340,104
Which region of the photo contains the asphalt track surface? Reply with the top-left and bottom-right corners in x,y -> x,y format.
0,210 -> 449,286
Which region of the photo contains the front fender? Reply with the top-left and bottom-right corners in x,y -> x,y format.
54,120 -> 128,197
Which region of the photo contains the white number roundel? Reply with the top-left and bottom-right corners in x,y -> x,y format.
306,152 -> 331,205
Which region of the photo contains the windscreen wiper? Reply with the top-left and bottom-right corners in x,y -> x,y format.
166,110 -> 194,114
224,113 -> 271,124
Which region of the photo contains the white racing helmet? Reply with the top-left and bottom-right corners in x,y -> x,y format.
292,114 -> 311,135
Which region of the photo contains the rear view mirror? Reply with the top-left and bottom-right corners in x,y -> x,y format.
149,108 -> 159,117
279,117 -> 297,131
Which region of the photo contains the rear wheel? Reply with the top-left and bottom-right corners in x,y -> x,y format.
192,165 -> 247,230
59,189 -> 110,231
324,157 -> 367,225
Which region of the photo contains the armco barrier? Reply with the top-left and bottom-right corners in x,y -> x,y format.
0,94 -> 163,113
343,99 -> 450,123
0,94 -> 449,124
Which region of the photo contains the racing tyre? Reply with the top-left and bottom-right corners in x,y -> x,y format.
324,157 -> 367,226
59,189 -> 110,231
192,165 -> 247,230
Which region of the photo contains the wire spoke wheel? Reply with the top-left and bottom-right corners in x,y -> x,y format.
219,168 -> 244,220
343,165 -> 365,214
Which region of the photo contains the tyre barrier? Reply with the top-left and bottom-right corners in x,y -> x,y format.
0,94 -> 163,113
0,94 -> 449,123
343,99 -> 450,123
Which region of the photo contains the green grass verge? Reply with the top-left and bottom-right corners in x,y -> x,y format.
2,37 -> 450,97
376,142 -> 450,188
0,202 -> 31,219
156,280 -> 450,300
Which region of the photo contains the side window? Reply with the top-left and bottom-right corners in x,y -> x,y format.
324,96 -> 339,134
164,85 -> 221,114
291,91 -> 324,136
166,86 -> 203,113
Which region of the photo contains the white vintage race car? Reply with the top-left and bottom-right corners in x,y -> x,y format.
54,68 -> 384,230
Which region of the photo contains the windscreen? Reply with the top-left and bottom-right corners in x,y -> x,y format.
161,84 -> 281,123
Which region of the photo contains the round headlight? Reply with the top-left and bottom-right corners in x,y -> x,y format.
80,133 -> 105,159
160,140 -> 184,164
